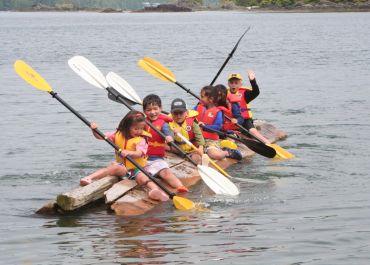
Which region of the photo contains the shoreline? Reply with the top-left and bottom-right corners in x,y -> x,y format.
3,4 -> 370,13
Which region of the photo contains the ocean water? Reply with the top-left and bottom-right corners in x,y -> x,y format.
0,11 -> 369,264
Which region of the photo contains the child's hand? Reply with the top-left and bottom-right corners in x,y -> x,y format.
198,121 -> 205,126
248,70 -> 255,81
231,118 -> 238,124
165,136 -> 174,143
119,150 -> 128,157
90,122 -> 98,130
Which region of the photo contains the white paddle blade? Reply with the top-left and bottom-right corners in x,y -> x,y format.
197,165 -> 240,196
68,56 -> 109,89
106,72 -> 142,105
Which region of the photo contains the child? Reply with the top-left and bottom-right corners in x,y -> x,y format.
195,86 -> 242,161
168,98 -> 205,164
142,94 -> 188,193
227,71 -> 271,144
214,84 -> 238,132
80,110 -> 169,201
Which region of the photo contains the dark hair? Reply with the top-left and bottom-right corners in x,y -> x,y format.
143,94 -> 162,110
200,85 -> 218,104
214,84 -> 228,108
117,110 -> 146,138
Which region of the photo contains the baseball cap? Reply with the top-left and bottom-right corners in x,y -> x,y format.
171,98 -> 187,112
228,73 -> 243,81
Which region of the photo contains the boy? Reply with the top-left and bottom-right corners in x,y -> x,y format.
227,71 -> 270,144
168,98 -> 205,164
142,94 -> 188,193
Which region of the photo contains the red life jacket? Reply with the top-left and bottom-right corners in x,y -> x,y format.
227,87 -> 253,119
196,103 -> 220,140
218,105 -> 238,131
145,114 -> 172,157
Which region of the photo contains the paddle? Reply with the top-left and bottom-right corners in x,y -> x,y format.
105,75 -> 241,182
176,132 -> 264,184
138,57 -> 293,159
176,132 -> 231,177
198,125 -> 276,158
68,56 -> 240,196
14,59 -> 194,210
210,27 -> 251,85
225,117 -> 294,159
207,29 -> 294,159
138,57 -> 275,158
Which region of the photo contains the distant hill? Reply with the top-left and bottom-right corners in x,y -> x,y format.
0,0 -> 173,11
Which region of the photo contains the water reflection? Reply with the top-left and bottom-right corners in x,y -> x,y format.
43,203 -> 274,264
112,215 -> 193,261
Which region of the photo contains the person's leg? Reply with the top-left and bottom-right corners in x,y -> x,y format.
135,172 -> 169,201
243,119 -> 271,144
80,162 -> 127,186
249,128 -> 271,144
206,146 -> 228,160
159,168 -> 182,188
146,159 -> 189,193
190,152 -> 202,164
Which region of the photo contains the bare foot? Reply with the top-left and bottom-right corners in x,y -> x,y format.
80,176 -> 93,186
149,189 -> 169,202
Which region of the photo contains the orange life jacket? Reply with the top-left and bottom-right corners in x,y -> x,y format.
196,103 -> 220,140
114,131 -> 147,170
227,87 -> 253,119
145,114 -> 172,157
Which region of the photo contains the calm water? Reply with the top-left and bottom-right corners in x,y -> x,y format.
1,11 -> 370,265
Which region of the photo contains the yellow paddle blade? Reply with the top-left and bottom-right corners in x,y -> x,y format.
138,57 -> 177,83
220,139 -> 238,150
173,196 -> 194,210
14,60 -> 52,92
268,144 -> 295,159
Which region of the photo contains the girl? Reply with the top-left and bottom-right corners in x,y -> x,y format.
195,86 -> 242,161
80,110 -> 169,202
214,84 -> 238,132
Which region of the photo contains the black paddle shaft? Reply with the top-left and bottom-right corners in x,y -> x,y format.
48,91 -> 175,198
106,87 -> 198,166
210,27 -> 251,86
199,124 -> 276,158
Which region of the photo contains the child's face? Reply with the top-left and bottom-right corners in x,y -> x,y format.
228,79 -> 242,93
144,104 -> 162,121
129,121 -> 145,138
172,110 -> 187,124
200,92 -> 210,106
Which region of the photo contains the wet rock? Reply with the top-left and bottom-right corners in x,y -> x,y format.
136,4 -> 192,12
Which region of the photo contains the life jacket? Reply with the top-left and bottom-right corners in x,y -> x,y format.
114,131 -> 148,170
196,103 -> 220,140
218,105 -> 238,131
169,116 -> 197,153
227,87 -> 253,119
145,114 -> 172,157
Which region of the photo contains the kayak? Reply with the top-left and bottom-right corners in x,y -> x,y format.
36,121 -> 287,216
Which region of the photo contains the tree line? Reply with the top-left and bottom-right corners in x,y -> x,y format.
0,0 -> 172,10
